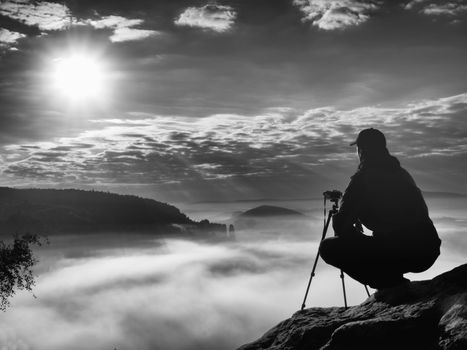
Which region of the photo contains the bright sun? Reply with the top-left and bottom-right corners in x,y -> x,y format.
50,53 -> 107,103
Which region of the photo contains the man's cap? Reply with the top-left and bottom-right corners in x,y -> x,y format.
350,128 -> 386,148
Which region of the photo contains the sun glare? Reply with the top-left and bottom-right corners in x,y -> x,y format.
50,53 -> 108,103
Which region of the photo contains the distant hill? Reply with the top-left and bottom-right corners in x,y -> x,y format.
240,205 -> 305,218
0,187 -> 226,236
234,205 -> 310,234
423,191 -> 467,198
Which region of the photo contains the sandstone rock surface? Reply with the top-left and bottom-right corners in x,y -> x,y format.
238,264 -> 467,350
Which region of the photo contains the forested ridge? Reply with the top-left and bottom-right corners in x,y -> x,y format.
0,187 -> 193,234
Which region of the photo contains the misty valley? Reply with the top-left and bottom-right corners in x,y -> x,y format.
0,189 -> 465,350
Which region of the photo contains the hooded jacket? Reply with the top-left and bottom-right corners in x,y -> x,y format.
333,151 -> 441,250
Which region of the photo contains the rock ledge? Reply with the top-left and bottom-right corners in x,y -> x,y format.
238,264 -> 467,350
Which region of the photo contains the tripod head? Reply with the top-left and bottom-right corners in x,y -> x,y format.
323,190 -> 342,213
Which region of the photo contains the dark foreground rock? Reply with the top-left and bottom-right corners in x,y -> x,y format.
238,264 -> 467,350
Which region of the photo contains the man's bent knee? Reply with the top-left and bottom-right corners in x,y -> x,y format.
319,238 -> 339,265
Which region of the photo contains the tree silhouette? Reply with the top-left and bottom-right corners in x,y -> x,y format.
0,234 -> 43,310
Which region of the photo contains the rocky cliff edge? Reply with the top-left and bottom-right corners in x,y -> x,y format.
238,264 -> 467,350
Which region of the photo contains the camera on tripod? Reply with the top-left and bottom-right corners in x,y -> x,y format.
323,190 -> 343,205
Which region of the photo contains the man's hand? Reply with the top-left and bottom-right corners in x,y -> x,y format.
354,220 -> 364,234
333,216 -> 364,238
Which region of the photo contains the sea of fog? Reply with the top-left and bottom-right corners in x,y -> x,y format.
1,198 -> 466,350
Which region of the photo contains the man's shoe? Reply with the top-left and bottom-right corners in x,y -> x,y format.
374,277 -> 412,304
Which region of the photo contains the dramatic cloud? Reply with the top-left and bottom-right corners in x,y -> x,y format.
0,0 -> 72,31
0,1 -> 465,202
175,4 -> 237,32
1,93 -> 466,201
86,15 -> 158,43
0,2 -> 157,44
405,0 -> 467,17
293,0 -> 382,30
0,28 -> 26,46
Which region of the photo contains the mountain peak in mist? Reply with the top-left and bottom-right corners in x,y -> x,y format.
240,205 -> 304,218
238,264 -> 467,350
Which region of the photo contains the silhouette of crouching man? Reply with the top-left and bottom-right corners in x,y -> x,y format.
319,129 -> 441,290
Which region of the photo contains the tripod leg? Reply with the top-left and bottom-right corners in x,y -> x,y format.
364,284 -> 370,297
300,255 -> 319,310
300,210 -> 334,310
340,270 -> 348,309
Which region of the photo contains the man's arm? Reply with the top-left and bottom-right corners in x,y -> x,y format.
332,173 -> 363,236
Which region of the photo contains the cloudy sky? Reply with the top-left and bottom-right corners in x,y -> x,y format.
0,0 -> 466,202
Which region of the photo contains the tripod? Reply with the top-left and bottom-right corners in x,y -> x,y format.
300,196 -> 370,311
